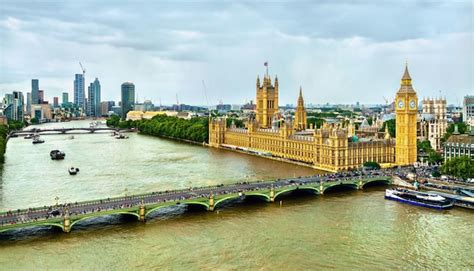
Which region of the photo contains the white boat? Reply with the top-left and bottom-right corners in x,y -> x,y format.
68,167 -> 80,175
115,133 -> 129,139
385,189 -> 453,210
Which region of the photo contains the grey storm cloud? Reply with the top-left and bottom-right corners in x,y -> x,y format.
0,0 -> 472,105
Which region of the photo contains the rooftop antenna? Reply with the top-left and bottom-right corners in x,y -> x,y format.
202,80 -> 212,122
264,61 -> 269,77
176,93 -> 179,105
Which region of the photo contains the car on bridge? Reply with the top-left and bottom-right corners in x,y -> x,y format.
48,209 -> 60,217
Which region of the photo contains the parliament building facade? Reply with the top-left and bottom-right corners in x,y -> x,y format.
209,66 -> 417,172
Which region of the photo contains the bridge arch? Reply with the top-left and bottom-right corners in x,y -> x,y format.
0,222 -> 64,234
182,201 -> 210,211
361,178 -> 391,189
323,183 -> 359,193
70,211 -> 140,229
213,195 -> 243,210
274,186 -> 319,200
244,193 -> 271,202
213,192 -> 271,210
145,204 -> 175,218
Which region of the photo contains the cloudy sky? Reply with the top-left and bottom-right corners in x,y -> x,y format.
0,0 -> 472,106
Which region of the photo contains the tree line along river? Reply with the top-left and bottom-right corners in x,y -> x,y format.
0,120 -> 472,270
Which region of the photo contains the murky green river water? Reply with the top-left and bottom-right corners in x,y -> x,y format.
0,121 -> 472,270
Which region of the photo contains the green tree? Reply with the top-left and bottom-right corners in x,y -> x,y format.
226,118 -> 245,128
0,124 -> 8,163
307,118 -> 325,129
442,122 -> 468,142
363,161 -> 381,170
427,151 -> 443,164
417,140 -> 432,153
30,118 -> 39,124
380,119 -> 396,138
106,115 -> 121,127
7,120 -> 25,130
440,156 -> 474,179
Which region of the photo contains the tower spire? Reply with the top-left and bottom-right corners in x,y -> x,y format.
398,63 -> 415,92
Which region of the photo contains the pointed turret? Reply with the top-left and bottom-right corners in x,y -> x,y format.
384,125 -> 391,139
274,75 -> 279,86
398,63 -> 415,93
256,75 -> 260,88
402,64 -> 412,81
293,86 -> 307,131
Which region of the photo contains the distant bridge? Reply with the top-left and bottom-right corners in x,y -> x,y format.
0,174 -> 391,234
10,127 -> 133,136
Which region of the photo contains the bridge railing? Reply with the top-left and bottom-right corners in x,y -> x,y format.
0,173 -> 392,223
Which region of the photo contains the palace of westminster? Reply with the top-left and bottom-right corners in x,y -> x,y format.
209,65 -> 419,172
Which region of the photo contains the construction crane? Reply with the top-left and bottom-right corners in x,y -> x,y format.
79,62 -> 86,76
202,80 -> 211,119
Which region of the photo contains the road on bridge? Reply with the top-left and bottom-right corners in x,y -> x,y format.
0,170 -> 392,229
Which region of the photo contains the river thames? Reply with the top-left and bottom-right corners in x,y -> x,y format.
0,121 -> 472,270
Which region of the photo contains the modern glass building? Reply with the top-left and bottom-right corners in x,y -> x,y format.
3,91 -> 24,121
31,79 -> 39,104
26,92 -> 31,115
87,78 -> 101,117
121,82 -> 135,119
62,92 -> 69,104
74,74 -> 85,109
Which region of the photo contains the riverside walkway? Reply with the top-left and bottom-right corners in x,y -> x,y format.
0,171 -> 392,234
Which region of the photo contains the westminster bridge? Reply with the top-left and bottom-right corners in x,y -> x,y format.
10,127 -> 133,136
0,172 -> 392,234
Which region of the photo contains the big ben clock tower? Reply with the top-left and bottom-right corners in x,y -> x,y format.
395,64 -> 418,165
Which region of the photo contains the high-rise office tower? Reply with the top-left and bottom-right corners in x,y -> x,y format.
74,74 -> 85,109
26,92 -> 31,115
31,79 -> 39,104
87,78 -> 101,117
38,90 -> 44,103
62,92 -> 69,104
121,82 -> 135,119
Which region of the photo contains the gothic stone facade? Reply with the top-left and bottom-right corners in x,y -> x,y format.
208,68 -> 421,172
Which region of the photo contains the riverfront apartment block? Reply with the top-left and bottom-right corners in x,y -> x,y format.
209,65 -> 418,172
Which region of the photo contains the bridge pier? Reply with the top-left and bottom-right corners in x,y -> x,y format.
63,209 -> 71,233
358,180 -> 363,189
319,183 -> 324,195
209,193 -> 215,211
138,199 -> 146,222
139,206 -> 146,222
269,185 -> 275,202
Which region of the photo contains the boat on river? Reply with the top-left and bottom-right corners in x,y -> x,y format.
32,136 -> 45,144
68,167 -> 80,175
50,150 -> 66,160
115,133 -> 128,139
24,134 -> 34,139
385,188 -> 454,210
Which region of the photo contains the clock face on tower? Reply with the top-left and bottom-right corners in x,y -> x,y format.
398,100 -> 404,109
409,100 -> 416,109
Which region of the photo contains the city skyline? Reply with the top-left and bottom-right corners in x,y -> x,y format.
0,1 -> 472,105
